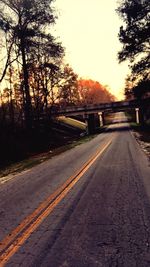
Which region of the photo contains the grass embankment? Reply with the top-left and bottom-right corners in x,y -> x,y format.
0,134 -> 97,180
132,124 -> 150,159
57,116 -> 86,130
0,117 -> 97,180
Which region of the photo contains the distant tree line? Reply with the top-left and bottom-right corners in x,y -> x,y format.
0,0 -> 115,131
117,0 -> 150,100
0,63 -> 115,129
78,79 -> 115,105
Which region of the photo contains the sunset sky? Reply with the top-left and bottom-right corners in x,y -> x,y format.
54,0 -> 130,100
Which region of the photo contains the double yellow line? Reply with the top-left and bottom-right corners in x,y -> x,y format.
0,139 -> 112,266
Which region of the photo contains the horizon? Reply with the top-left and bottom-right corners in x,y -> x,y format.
53,0 -> 130,100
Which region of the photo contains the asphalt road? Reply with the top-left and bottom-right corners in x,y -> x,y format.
0,112 -> 150,267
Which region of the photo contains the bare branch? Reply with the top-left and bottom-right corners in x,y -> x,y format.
0,36 -> 16,83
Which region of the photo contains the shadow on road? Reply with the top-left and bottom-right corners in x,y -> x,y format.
105,123 -> 132,133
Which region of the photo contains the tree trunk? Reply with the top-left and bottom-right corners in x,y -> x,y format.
9,66 -> 14,127
20,37 -> 32,130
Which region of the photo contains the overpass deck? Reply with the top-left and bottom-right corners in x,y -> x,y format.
51,98 -> 149,116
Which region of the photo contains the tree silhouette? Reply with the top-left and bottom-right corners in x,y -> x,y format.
117,0 -> 150,98
117,0 -> 150,77
0,0 -> 63,128
59,65 -> 80,106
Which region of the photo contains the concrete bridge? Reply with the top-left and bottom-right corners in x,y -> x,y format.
51,98 -> 150,134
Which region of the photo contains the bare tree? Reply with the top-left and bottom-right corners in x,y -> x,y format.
0,0 -> 64,128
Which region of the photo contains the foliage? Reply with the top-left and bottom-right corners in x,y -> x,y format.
0,1 -> 116,133
0,0 -> 64,128
132,78 -> 150,99
59,65 -> 80,106
117,0 -> 150,99
124,73 -> 150,100
117,0 -> 150,75
78,79 -> 115,105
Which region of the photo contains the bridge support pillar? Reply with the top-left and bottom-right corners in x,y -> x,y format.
135,108 -> 140,124
98,112 -> 104,127
84,114 -> 96,135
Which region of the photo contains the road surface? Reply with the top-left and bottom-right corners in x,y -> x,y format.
0,112 -> 150,267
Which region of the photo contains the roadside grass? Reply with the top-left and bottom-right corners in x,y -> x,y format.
125,110 -> 150,158
0,133 -> 98,180
130,122 -> 150,158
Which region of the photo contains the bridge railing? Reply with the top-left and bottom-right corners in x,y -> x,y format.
50,98 -> 150,116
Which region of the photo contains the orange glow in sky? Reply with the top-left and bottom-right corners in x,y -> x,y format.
54,0 -> 130,100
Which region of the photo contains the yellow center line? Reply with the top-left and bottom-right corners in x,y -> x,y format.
0,138 -> 113,266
